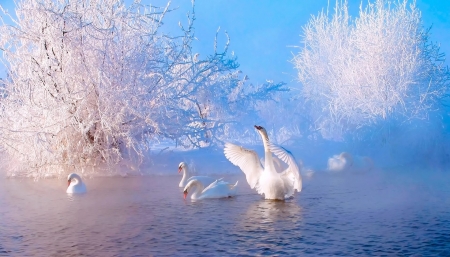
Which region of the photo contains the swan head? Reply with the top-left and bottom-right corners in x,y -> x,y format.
254,125 -> 265,131
183,179 -> 200,199
254,125 -> 268,135
67,173 -> 82,187
339,152 -> 354,166
183,179 -> 194,199
254,125 -> 269,141
178,162 -> 186,173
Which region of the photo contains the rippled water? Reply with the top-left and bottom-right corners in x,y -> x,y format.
1,169 -> 450,256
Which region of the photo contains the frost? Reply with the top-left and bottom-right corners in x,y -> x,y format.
0,0 -> 284,177
293,0 -> 450,140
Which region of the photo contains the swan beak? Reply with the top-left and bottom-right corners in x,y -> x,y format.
254,125 -> 262,130
183,190 -> 188,199
178,167 -> 182,173
67,180 -> 71,187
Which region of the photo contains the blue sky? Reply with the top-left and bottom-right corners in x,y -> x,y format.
161,0 -> 450,86
0,0 -> 449,86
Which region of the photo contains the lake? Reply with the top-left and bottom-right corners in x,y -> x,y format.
0,169 -> 449,256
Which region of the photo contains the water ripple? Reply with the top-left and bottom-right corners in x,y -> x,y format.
0,172 -> 450,255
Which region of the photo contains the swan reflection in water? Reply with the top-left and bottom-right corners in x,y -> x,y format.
242,199 -> 303,228
235,199 -> 303,253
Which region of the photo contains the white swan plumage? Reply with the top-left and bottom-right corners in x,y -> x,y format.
66,173 -> 87,194
224,125 -> 302,200
327,152 -> 374,172
183,178 -> 238,200
178,162 -> 216,188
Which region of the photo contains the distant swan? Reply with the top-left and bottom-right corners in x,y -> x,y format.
66,173 -> 87,194
224,125 -> 302,200
327,152 -> 373,172
178,162 -> 216,188
183,178 -> 238,200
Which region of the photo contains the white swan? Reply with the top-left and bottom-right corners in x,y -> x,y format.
224,125 -> 302,200
183,178 -> 238,200
66,173 -> 87,194
327,152 -> 373,172
178,162 -> 216,188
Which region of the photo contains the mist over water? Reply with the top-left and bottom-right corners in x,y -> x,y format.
1,168 -> 449,256
0,0 -> 449,255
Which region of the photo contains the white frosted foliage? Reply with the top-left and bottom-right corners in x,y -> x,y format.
293,0 -> 450,140
0,0 -> 283,177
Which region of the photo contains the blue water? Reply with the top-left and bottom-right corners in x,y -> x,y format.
0,170 -> 449,256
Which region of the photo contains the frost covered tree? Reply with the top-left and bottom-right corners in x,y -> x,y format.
293,0 -> 450,140
0,0 -> 283,177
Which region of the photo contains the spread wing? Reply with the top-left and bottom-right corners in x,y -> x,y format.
224,143 -> 263,189
268,143 -> 302,195
202,179 -> 219,192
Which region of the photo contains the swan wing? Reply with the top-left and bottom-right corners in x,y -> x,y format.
200,180 -> 236,199
224,143 -> 263,189
202,179 -> 219,192
66,182 -> 87,194
268,143 -> 302,194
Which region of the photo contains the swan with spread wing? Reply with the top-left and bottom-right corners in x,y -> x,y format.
224,125 -> 302,200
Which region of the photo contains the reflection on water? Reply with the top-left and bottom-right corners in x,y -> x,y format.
0,171 -> 450,256
236,199 -> 304,255
246,200 -> 302,221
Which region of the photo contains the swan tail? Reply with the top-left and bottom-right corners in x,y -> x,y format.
229,181 -> 239,196
228,180 -> 238,189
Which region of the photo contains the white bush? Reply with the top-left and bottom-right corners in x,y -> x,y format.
293,0 -> 450,140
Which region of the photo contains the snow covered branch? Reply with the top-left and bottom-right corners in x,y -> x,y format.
0,0 -> 285,177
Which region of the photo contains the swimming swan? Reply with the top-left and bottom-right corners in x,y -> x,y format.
178,162 -> 216,188
224,125 -> 302,200
183,178 -> 238,200
327,152 -> 373,172
66,173 -> 87,194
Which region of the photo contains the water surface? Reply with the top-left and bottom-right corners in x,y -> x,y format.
0,170 -> 449,256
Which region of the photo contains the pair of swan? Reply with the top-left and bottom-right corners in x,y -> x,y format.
224,125 -> 302,200
178,162 -> 238,200
327,152 -> 373,172
66,173 -> 87,194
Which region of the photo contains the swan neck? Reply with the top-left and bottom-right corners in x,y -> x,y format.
259,130 -> 276,172
70,174 -> 82,185
264,150 -> 276,173
258,130 -> 271,152
181,167 -> 188,182
190,182 -> 204,199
